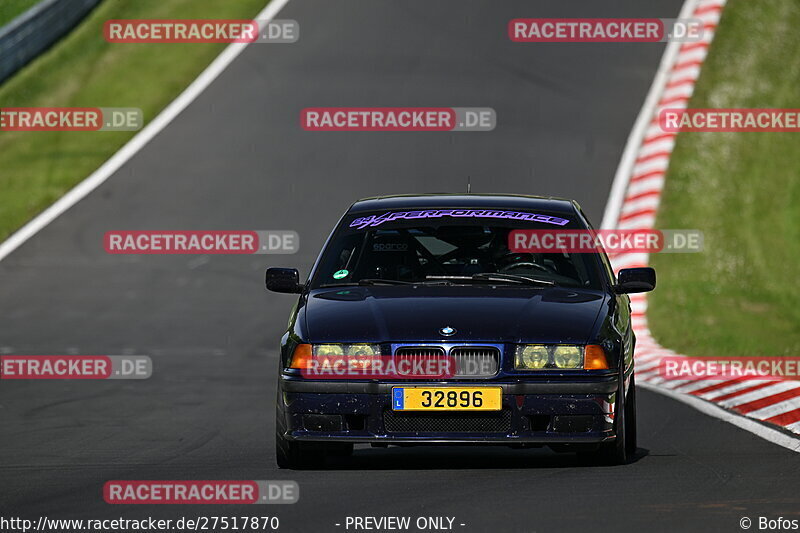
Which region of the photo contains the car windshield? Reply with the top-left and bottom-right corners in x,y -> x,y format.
310,208 -> 605,289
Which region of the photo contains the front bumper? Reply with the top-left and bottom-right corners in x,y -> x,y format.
278,375 -> 618,444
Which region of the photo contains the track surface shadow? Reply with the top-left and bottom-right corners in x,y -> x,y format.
318,445 -> 651,470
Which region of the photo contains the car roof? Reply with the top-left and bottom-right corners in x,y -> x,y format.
348,193 -> 578,215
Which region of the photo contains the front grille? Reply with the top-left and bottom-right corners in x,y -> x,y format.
394,347 -> 446,373
450,347 -> 500,377
395,346 -> 500,378
384,410 -> 512,433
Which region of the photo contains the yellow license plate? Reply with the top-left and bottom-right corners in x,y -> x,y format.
391,387 -> 502,411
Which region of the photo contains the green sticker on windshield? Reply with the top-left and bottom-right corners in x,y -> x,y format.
333,269 -> 349,280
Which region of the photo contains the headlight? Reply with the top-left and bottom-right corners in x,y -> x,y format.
515,344 -> 596,370
515,345 -> 550,369
346,344 -> 379,357
553,346 -> 582,369
289,343 -> 382,371
311,344 -> 381,357
314,344 -> 345,356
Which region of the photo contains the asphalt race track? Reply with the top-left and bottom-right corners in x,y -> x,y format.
1,1 -> 799,532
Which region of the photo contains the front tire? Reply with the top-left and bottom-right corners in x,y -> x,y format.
625,375 -> 638,457
598,374 -> 636,465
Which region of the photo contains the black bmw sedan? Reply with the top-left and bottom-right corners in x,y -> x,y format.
266,194 -> 655,468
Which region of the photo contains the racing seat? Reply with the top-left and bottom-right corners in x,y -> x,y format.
356,232 -> 422,281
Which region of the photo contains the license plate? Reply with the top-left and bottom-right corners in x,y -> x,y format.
391,387 -> 502,411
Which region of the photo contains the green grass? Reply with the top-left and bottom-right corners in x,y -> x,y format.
0,0 -> 40,27
0,0 -> 268,240
648,0 -> 800,357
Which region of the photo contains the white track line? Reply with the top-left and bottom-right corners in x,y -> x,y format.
0,0 -> 292,264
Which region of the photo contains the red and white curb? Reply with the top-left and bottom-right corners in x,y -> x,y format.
604,0 -> 800,448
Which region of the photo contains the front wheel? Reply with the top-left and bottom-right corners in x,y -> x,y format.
598,374 -> 636,465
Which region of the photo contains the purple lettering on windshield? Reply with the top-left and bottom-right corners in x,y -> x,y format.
349,209 -> 570,229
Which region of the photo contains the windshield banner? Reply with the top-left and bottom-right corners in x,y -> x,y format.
350,209 -> 569,229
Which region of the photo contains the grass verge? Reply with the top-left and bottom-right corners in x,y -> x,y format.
648,0 -> 800,357
0,0 -> 40,27
0,0 -> 268,241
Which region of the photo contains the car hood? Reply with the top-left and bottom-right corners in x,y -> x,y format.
301,286 -> 608,344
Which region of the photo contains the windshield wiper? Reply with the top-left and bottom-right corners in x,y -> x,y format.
470,273 -> 555,286
317,278 -> 413,288
423,274 -> 555,286
357,278 -> 413,286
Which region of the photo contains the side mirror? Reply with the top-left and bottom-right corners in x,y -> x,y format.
615,267 -> 656,294
266,267 -> 302,294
